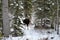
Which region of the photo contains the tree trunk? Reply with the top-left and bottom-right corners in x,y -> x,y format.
54,18 -> 56,31
41,18 -> 43,27
56,0 -> 59,34
2,0 -> 10,37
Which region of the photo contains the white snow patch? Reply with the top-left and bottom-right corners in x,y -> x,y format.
2,23 -> 60,40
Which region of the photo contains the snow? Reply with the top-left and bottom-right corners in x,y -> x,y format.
52,3 -> 54,5
10,28 -> 14,32
38,7 -> 42,10
16,4 -> 18,6
2,24 -> 60,40
10,3 -> 14,6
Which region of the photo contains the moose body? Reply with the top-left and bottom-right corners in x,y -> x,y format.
23,18 -> 30,26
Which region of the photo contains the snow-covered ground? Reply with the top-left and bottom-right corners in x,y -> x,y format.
2,24 -> 60,40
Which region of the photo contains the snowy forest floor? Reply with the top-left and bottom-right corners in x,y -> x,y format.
1,24 -> 60,40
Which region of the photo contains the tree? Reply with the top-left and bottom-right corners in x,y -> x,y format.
8,0 -> 24,36
23,0 -> 32,18
2,0 -> 10,37
56,0 -> 59,34
0,0 -> 3,37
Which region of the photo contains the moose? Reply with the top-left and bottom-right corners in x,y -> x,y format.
23,18 -> 30,26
